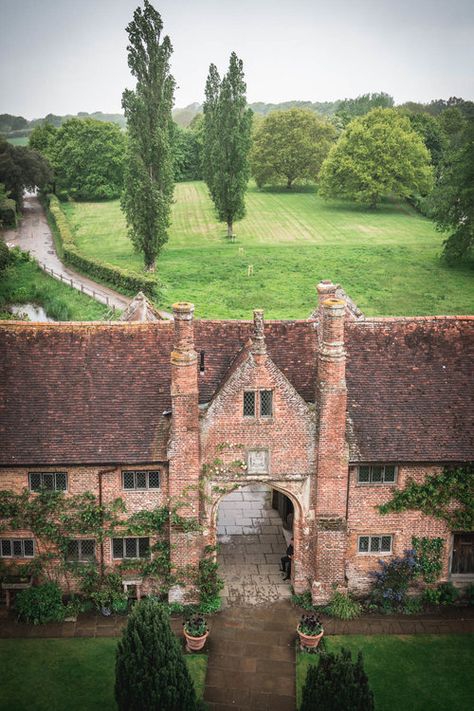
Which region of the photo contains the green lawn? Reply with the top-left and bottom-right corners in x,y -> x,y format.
0,258 -> 112,321
62,181 -> 474,318
6,136 -> 29,146
0,639 -> 207,711
296,634 -> 474,711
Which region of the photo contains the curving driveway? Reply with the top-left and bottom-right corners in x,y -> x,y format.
2,194 -> 131,312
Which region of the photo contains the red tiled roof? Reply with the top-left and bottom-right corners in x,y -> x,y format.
0,316 -> 472,466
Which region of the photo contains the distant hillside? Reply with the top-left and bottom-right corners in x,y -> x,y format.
170,100 -> 341,127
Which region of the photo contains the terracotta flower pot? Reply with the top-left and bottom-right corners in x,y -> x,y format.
183,628 -> 209,652
297,626 -> 324,651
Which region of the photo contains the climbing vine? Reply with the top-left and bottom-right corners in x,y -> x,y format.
378,465 -> 474,530
411,537 -> 444,583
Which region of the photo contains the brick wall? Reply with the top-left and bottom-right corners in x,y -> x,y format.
346,463 -> 451,594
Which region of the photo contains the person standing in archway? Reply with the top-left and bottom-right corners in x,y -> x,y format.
280,537 -> 294,580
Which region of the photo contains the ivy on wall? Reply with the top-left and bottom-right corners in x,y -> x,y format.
378,465 -> 474,531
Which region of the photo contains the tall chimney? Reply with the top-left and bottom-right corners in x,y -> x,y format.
251,309 -> 266,356
168,302 -> 201,602
312,297 -> 349,603
316,280 -> 337,321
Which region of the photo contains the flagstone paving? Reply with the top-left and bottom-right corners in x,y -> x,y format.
217,484 -> 292,607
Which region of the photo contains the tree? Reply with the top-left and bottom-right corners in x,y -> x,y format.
250,108 -> 336,189
301,648 -> 374,711
44,118 -> 125,200
319,108 -> 434,208
0,138 -> 52,210
336,92 -> 394,127
115,599 -> 198,711
203,53 -> 253,237
428,108 -> 474,262
172,122 -> 203,182
401,111 -> 447,173
121,0 -> 175,271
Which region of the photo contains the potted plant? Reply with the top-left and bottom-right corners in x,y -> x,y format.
183,613 -> 209,652
297,612 -> 324,650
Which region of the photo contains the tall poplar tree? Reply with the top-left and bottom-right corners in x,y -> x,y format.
203,53 -> 252,237
121,1 -> 175,271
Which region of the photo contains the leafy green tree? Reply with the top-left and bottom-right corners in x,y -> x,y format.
336,91 -> 394,127
0,138 -> 52,210
28,123 -> 57,158
250,108 -> 336,188
172,123 -> 202,182
121,0 -> 175,272
301,648 -> 374,711
45,118 -> 125,200
0,183 -> 17,227
319,108 -> 434,208
203,53 -> 253,237
401,111 -> 447,173
115,599 -> 198,711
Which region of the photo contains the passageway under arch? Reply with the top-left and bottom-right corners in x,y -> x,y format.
217,483 -> 294,606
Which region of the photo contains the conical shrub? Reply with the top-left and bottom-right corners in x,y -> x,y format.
300,647 -> 374,711
115,598 -> 198,711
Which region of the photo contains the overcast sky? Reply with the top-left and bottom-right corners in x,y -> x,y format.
1,0 -> 473,119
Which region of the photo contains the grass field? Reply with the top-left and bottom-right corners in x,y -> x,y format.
62,181 -> 474,318
0,257 -> 112,321
6,136 -> 29,146
296,634 -> 474,711
0,639 -> 207,711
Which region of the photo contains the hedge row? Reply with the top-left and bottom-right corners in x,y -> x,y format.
47,195 -> 158,299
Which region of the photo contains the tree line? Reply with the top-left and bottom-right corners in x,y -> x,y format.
1,0 -> 472,271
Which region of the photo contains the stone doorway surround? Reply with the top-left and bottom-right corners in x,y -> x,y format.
216,484 -> 293,606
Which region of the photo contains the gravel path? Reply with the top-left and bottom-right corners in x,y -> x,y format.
2,194 -> 131,313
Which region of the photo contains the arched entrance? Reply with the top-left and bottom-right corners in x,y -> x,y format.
216,483 -> 294,606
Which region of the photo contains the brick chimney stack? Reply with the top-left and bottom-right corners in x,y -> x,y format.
251,309 -> 266,356
316,280 -> 337,320
168,302 -> 201,602
313,297 -> 349,603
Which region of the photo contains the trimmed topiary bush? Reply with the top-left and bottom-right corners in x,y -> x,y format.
115,598 -> 199,711
301,647 -> 374,711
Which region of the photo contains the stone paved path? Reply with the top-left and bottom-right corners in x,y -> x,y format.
2,194 -> 130,312
217,484 -> 292,607
203,602 -> 297,711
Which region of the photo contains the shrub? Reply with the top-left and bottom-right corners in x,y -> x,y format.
196,549 -> 224,614
324,590 -> 362,620
464,583 -> 474,606
423,582 -> 460,606
47,195 -> 159,299
437,582 -> 460,605
402,595 -> 424,615
16,582 -> 65,624
370,550 -> 418,612
301,648 -> 374,711
0,240 -> 13,274
298,613 -> 323,635
292,590 -> 318,610
115,599 -> 199,711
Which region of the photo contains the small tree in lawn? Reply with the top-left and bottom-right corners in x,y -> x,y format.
121,0 -> 175,271
203,52 -> 252,238
115,599 -> 198,711
300,648 -> 374,711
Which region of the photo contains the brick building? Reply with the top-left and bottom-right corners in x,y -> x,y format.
0,282 -> 473,603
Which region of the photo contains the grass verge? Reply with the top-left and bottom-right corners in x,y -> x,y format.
0,257 -> 112,321
62,181 -> 474,318
296,634 -> 474,711
0,639 -> 207,711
